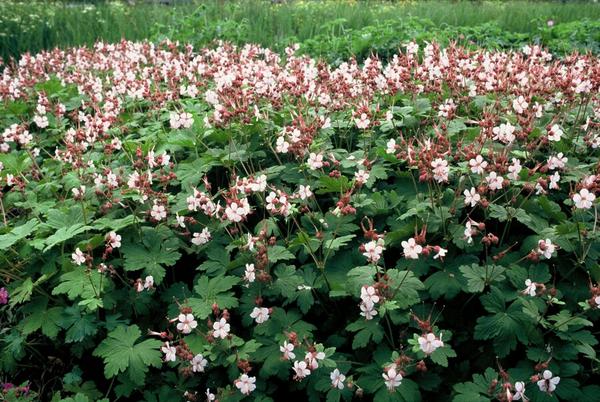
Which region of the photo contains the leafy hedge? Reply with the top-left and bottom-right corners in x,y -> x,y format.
0,40 -> 599,401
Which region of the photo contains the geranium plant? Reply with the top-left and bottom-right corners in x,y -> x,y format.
0,40 -> 599,401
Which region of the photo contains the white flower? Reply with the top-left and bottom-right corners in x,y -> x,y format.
523,279 -> 537,297
464,187 -> 481,207
431,158 -> 449,183
512,381 -> 527,401
72,186 -> 86,198
547,153 -> 568,170
151,203 -> 167,221
572,188 -> 595,209
360,286 -> 380,307
205,388 -> 216,401
244,263 -> 256,283
512,96 -> 528,114
307,152 -> 324,170
492,123 -> 516,144
537,370 -> 560,393
144,276 -> 154,289
549,172 -> 560,190
360,301 -> 378,320
280,341 -> 295,360
175,214 -> 186,228
191,354 -> 208,373
469,155 -> 488,174
402,237 -> 422,259
72,248 -> 86,265
275,136 -> 289,153
212,318 -> 230,339
507,158 -> 522,180
547,124 -> 563,142
486,172 -> 503,191
355,113 -> 370,129
225,199 -> 250,222
298,185 -> 312,200
464,220 -> 477,244
161,342 -> 176,362
250,307 -> 270,324
382,365 -> 402,391
179,112 -> 194,129
192,228 -> 212,245
433,247 -> 448,260
235,374 -> 256,395
292,360 -> 311,379
106,231 -> 121,248
536,239 -> 556,259
418,333 -> 444,355
355,169 -> 370,185
330,369 -> 346,390
363,238 -> 385,263
386,138 -> 397,154
177,313 -> 198,334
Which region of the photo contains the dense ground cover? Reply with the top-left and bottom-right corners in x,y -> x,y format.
0,37 -> 599,401
1,1 -> 600,62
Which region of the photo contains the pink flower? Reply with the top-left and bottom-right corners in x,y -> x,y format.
330,369 -> 346,390
177,313 -> 198,334
161,342 -> 176,362
382,364 -> 402,391
72,248 -> 86,266
418,332 -> 444,354
402,237 -> 422,259
280,341 -> 295,360
250,307 -> 270,324
292,360 -> 311,380
212,318 -> 230,339
235,374 -> 256,395
572,188 -> 595,209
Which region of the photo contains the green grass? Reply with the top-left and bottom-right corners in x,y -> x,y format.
1,0 -> 600,62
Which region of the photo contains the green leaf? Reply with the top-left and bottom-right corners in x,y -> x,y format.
44,224 -> 92,251
189,275 -> 240,318
459,264 -> 506,293
52,269 -> 107,301
121,228 -> 181,283
93,325 -> 162,385
267,245 -> 295,263
0,219 -> 38,250
346,319 -> 384,349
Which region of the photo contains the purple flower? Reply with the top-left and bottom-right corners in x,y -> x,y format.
0,287 -> 8,305
2,382 -> 15,392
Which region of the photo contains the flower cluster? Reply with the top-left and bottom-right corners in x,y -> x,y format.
0,39 -> 598,401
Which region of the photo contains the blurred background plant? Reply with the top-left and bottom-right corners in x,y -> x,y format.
1,0 -> 599,63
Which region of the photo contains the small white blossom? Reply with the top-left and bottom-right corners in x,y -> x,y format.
280,341 -> 295,360
212,318 -> 230,339
192,228 -> 212,245
537,370 -> 560,393
402,237 -> 422,259
383,364 -> 402,391
250,307 -> 270,324
418,333 -> 444,355
161,342 -> 177,362
177,313 -> 198,334
191,354 -> 208,373
330,369 -> 346,390
292,360 -> 311,380
72,248 -> 86,265
572,188 -> 595,209
523,279 -> 537,297
464,187 -> 481,207
235,374 -> 256,395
